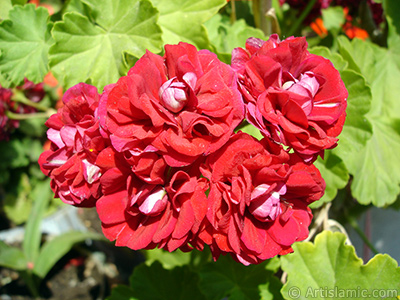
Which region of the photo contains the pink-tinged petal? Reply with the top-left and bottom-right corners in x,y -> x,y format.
43,148 -> 69,167
248,183 -> 285,221
47,128 -> 64,148
81,159 -> 101,184
60,125 -> 77,149
138,187 -> 168,216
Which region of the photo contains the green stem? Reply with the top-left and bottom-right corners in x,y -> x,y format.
6,110 -> 55,120
11,90 -> 48,112
20,271 -> 40,298
230,0 -> 236,24
253,0 -> 272,36
260,0 -> 272,36
287,0 -> 317,37
348,216 -> 379,256
359,0 -> 386,47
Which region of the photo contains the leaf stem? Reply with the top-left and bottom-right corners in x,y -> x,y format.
20,271 -> 40,298
11,90 -> 48,112
286,0 -> 317,37
260,0 -> 272,36
253,0 -> 272,36
230,0 -> 236,24
347,215 -> 378,256
359,0 -> 386,46
6,110 -> 55,120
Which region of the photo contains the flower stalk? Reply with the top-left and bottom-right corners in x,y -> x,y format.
11,89 -> 48,112
253,0 -> 272,36
6,109 -> 55,120
287,0 -> 317,36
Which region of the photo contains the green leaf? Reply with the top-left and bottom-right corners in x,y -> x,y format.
0,241 -> 28,271
347,120 -> 400,206
22,180 -> 52,265
308,46 -> 348,71
129,262 -> 206,300
11,0 -> 27,4
150,0 -> 226,50
308,48 -> 373,160
0,4 -> 53,87
50,0 -> 162,90
321,6 -> 345,32
310,152 -> 349,209
34,231 -> 105,278
144,248 -> 191,269
107,285 -> 138,300
337,37 -> 400,206
0,0 -> 12,20
332,70 -> 373,163
0,139 -> 30,169
4,173 -> 33,225
198,255 -> 282,300
281,231 -> 400,300
236,121 -> 264,140
204,14 -> 265,62
61,0 -> 92,17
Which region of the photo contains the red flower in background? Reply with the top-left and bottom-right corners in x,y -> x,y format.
100,42 -> 244,167
39,83 -> 108,207
197,132 -> 325,264
0,87 -> 17,140
0,79 -> 46,140
232,35 -> 347,162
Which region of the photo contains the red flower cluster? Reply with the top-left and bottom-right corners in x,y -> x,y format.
232,35 -> 347,162
39,37 -> 347,264
0,79 -> 46,140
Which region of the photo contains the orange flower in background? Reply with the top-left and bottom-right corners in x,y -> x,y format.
310,7 -> 369,40
310,18 -> 328,38
44,72 -> 64,108
342,7 -> 369,40
343,23 -> 369,40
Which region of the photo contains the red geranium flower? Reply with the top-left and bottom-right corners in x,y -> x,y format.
99,42 -> 244,167
95,147 -> 209,252
0,86 -> 16,140
39,83 -> 108,207
232,35 -> 347,162
197,132 -> 325,265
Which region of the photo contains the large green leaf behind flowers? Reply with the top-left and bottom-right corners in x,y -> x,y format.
50,0 -> 162,90
308,47 -> 372,207
281,231 -> 400,300
337,35 -> 400,206
149,0 -> 226,50
198,256 -> 283,300
0,4 -> 53,87
107,262 -> 205,300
